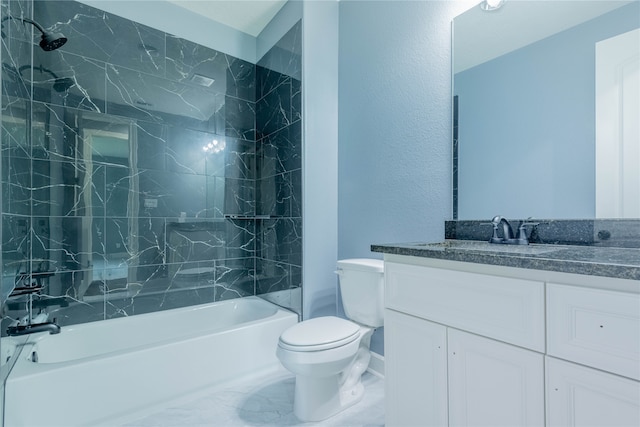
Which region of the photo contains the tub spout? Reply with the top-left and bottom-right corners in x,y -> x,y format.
7,321 -> 60,336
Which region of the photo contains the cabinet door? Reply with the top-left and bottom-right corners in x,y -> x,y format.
448,329 -> 544,427
547,356 -> 640,427
385,309 -> 448,427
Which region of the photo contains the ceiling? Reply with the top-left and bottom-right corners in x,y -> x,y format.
454,0 -> 634,73
167,0 -> 288,37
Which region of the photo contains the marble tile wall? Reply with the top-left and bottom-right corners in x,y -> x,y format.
0,0 -> 303,328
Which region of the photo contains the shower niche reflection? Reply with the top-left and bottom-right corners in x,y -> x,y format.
3,102 -> 257,326
1,0 -> 302,330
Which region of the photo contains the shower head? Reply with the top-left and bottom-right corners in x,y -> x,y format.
38,28 -> 67,52
22,18 -> 67,51
3,16 -> 67,51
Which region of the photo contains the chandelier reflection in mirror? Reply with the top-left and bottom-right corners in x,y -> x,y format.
202,139 -> 226,154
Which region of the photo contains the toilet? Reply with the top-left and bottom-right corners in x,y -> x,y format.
276,258 -> 384,422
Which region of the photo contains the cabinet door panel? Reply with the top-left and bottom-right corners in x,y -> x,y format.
448,329 -> 544,427
546,356 -> 640,427
385,309 -> 448,427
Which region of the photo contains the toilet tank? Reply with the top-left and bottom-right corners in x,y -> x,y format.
336,259 -> 384,327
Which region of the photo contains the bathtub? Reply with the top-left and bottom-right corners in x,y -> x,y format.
4,296 -> 298,427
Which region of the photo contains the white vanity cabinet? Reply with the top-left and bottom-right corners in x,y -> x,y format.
384,255 -> 640,427
385,260 -> 545,426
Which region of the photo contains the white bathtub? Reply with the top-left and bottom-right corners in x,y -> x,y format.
4,296 -> 298,427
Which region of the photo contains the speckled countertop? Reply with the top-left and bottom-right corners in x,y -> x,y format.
371,240 -> 640,281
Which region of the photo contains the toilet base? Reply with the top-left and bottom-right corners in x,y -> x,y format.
293,373 -> 365,422
292,344 -> 372,422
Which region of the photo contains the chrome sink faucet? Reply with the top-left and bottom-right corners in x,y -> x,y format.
489,216 -> 532,245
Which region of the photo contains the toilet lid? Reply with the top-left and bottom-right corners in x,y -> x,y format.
279,316 -> 360,352
337,258 -> 384,273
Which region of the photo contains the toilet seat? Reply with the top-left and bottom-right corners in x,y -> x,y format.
279,316 -> 360,352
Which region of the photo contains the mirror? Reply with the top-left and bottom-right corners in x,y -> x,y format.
453,1 -> 640,220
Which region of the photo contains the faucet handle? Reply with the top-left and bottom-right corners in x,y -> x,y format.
516,220 -> 539,244
488,219 -> 503,243
519,217 -> 540,226
518,220 -> 540,231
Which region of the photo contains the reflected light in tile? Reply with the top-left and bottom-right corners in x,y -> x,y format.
203,139 -> 226,153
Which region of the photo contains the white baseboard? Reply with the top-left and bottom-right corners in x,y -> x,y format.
367,351 -> 384,378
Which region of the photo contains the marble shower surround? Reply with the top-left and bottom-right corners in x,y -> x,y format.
1,0 -> 302,326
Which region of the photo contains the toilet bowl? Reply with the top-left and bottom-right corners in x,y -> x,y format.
276,259 -> 384,422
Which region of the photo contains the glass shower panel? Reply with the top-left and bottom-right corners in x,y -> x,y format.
255,20 -> 303,315
1,0 -> 303,334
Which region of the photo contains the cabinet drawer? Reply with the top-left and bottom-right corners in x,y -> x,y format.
385,262 -> 545,351
547,284 -> 640,380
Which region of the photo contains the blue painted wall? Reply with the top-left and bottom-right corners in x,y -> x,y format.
455,2 -> 640,220
338,0 -> 473,354
302,1 -> 340,320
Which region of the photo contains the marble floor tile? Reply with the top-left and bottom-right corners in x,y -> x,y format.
120,368 -> 385,427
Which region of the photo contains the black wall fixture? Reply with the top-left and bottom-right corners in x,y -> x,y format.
2,16 -> 67,51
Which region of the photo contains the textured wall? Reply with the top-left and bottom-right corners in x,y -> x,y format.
302,1 -> 340,319
338,0 -> 474,354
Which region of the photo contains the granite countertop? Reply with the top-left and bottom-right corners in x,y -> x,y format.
371,240 -> 640,281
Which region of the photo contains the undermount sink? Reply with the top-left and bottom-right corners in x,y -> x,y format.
411,240 -> 563,255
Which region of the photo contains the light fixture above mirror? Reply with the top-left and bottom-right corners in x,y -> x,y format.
480,0 -> 505,12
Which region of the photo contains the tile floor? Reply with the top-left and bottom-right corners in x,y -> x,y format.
119,368 -> 385,427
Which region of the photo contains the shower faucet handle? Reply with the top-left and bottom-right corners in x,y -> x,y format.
8,285 -> 44,297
